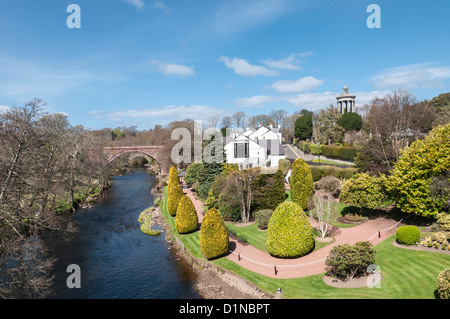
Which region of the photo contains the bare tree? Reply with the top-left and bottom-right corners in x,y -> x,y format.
269,109 -> 288,128
308,195 -> 339,239
232,111 -> 246,129
230,168 -> 258,223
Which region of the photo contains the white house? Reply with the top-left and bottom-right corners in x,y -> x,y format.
223,124 -> 286,169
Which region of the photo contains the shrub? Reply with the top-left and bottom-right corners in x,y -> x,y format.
325,241 -> 376,281
339,173 -> 388,211
432,231 -> 449,244
337,112 -> 363,132
199,208 -> 229,260
315,175 -> 341,197
175,195 -> 199,234
167,166 -> 184,217
278,159 -> 291,175
437,268 -> 450,299
252,169 -> 285,212
290,158 -> 313,210
266,202 -> 314,258
254,209 -> 273,230
309,165 -> 357,182
437,213 -> 450,231
396,225 -> 421,246
386,124 -> 450,218
184,162 -> 203,185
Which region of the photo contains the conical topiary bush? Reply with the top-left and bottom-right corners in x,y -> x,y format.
266,201 -> 314,258
175,195 -> 199,234
167,166 -> 184,217
199,208 -> 229,260
289,158 -> 313,210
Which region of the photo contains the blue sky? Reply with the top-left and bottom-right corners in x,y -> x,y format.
0,0 -> 449,129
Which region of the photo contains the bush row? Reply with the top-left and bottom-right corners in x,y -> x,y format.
298,141 -> 360,161
310,165 -> 357,182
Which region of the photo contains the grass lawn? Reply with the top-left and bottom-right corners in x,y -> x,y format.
310,159 -> 355,166
161,187 -> 450,299
213,235 -> 450,299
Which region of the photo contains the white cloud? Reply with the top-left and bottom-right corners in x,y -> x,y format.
148,60 -> 195,78
271,76 -> 324,93
217,56 -> 279,77
153,1 -> 172,13
0,105 -> 11,113
235,95 -> 278,108
262,51 -> 313,70
89,105 -> 226,124
369,63 -> 450,89
124,0 -> 145,10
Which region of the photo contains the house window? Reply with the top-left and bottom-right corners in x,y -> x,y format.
234,142 -> 249,158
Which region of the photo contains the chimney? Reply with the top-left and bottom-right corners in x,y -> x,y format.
269,123 -> 273,129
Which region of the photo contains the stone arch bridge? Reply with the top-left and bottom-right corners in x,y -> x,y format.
102,146 -> 169,173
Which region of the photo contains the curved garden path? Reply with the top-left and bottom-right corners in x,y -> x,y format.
183,186 -> 402,279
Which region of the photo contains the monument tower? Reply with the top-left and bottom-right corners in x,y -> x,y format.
336,83 -> 356,114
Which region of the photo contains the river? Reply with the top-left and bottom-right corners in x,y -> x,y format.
47,168 -> 201,299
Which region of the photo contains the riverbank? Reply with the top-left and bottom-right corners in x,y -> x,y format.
152,182 -> 274,299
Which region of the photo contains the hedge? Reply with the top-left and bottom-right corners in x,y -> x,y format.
266,202 -> 314,258
297,141 -> 360,162
175,195 -> 199,234
199,208 -> 229,260
310,165 -> 357,182
396,225 -> 421,246
289,158 -> 313,210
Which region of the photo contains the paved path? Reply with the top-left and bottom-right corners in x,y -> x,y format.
182,185 -> 401,279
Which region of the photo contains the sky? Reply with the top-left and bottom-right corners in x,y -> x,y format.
0,0 -> 449,130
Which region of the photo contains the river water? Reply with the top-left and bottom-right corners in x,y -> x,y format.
47,168 -> 201,299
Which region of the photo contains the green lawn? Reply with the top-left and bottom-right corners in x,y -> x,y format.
160,186 -> 450,299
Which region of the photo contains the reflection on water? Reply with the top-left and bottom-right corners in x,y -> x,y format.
47,168 -> 201,299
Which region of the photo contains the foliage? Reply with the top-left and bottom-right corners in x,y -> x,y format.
175,195 -> 198,234
437,268 -> 450,299
339,173 -> 388,211
313,105 -> 345,145
254,209 -> 273,230
310,165 -> 357,182
337,112 -> 363,132
138,207 -> 162,236
197,162 -> 224,199
252,168 -> 285,212
396,226 -> 420,246
289,158 -> 313,210
298,141 -> 360,162
386,124 -> 450,218
314,175 -> 341,197
295,114 -> 313,140
325,241 -> 376,281
184,162 -> 203,185
199,208 -> 229,260
278,159 -> 291,175
266,202 -> 314,258
437,213 -> 450,231
167,166 -> 184,216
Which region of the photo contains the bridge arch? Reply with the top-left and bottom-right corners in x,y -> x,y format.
102,146 -> 168,173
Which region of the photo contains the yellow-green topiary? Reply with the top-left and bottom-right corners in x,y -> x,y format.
266,201 -> 314,258
167,166 -> 184,217
289,158 -> 313,210
199,208 -> 229,260
437,268 -> 450,299
175,195 -> 198,234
